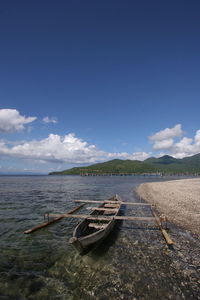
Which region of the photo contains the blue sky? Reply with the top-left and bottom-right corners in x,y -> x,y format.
0,0 -> 200,174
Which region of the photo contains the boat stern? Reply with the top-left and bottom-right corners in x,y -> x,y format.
69,237 -> 85,254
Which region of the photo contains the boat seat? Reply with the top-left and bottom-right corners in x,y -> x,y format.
104,204 -> 120,208
88,223 -> 107,229
103,212 -> 115,215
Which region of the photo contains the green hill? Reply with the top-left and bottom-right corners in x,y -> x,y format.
146,154 -> 200,173
145,155 -> 179,165
49,159 -> 157,175
49,154 -> 200,175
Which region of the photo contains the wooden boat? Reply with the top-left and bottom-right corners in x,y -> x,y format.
69,194 -> 122,253
24,195 -> 174,249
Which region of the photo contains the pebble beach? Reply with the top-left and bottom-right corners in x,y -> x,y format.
137,178 -> 200,238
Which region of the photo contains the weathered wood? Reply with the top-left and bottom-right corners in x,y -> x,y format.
74,200 -> 151,206
86,207 -> 118,212
88,223 -> 107,229
151,205 -> 173,245
121,202 -> 151,206
24,217 -> 63,234
114,216 -> 155,221
70,194 -> 122,253
23,204 -> 85,234
104,203 -> 120,208
48,213 -> 155,222
74,200 -> 102,204
161,228 -> 174,245
151,207 -> 162,226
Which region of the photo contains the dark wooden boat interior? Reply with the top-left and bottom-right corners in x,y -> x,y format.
75,200 -> 120,238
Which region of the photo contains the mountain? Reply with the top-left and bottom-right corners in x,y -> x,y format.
49,153 -> 200,175
145,155 -> 180,165
145,154 -> 200,173
49,159 -> 157,175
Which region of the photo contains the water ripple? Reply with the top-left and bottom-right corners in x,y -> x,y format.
0,175 -> 199,300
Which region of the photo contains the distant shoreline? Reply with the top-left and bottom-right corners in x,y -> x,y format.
137,178 -> 200,238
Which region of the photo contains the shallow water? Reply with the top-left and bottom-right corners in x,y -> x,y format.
0,175 -> 199,300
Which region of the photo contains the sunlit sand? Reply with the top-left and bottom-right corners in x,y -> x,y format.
137,178 -> 200,238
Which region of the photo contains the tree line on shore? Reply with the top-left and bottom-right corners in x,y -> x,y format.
49,153 -> 200,176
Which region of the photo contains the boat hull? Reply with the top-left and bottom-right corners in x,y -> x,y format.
69,194 -> 121,253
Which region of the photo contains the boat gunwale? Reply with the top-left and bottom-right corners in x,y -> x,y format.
72,194 -> 121,242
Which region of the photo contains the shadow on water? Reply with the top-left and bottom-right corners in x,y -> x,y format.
90,220 -> 123,257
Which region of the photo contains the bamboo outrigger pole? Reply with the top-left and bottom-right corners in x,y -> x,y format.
23,204 -> 85,234
47,213 -> 155,222
48,206 -> 174,246
74,200 -> 151,206
151,205 -> 174,246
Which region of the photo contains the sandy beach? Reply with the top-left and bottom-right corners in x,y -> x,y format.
137,178 -> 200,238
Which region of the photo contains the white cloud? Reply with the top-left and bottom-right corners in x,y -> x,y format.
0,109 -> 37,133
149,124 -> 185,153
149,124 -> 183,142
171,136 -> 198,158
152,138 -> 174,150
122,151 -> 151,161
42,116 -> 58,124
195,130 -> 200,145
107,151 -> 151,161
0,133 -> 103,163
0,133 -> 105,164
0,133 -> 151,164
1,119 -> 200,169
149,125 -> 200,158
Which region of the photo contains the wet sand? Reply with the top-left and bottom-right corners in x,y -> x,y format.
137,178 -> 200,238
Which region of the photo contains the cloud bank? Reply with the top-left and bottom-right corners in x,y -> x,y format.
0,108 -> 151,166
149,124 -> 200,158
149,124 -> 183,150
0,109 -> 200,169
0,109 -> 37,133
0,133 -> 150,164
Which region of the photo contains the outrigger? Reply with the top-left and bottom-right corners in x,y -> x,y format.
24,194 -> 173,253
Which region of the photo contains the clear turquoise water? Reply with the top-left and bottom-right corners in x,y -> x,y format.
0,175 -> 199,300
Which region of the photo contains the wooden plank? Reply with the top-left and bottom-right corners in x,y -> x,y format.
88,223 -> 107,229
23,204 -> 85,234
151,205 -> 174,245
74,200 -> 151,206
74,200 -> 102,204
114,216 -> 155,221
48,213 -> 155,222
86,207 -> 118,212
104,204 -> 120,208
121,202 -> 151,206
